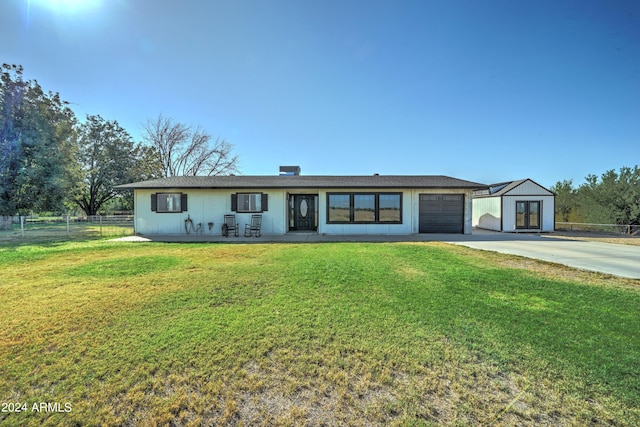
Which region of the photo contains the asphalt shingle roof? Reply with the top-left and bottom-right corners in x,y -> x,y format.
115,175 -> 485,190
472,178 -> 554,197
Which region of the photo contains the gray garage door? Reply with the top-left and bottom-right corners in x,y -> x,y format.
419,194 -> 464,233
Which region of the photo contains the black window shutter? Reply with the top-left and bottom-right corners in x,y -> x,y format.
261,193 -> 268,212
231,194 -> 237,212
151,194 -> 157,211
181,193 -> 188,212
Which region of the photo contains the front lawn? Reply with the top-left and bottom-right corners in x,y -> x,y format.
1,241 -> 638,426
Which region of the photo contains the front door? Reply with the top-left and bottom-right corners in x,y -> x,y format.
290,195 -> 316,231
516,201 -> 541,230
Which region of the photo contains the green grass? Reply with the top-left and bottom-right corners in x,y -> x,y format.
0,241 -> 638,426
0,221 -> 133,243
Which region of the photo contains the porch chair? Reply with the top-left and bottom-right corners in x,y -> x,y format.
222,214 -> 239,237
244,214 -> 262,237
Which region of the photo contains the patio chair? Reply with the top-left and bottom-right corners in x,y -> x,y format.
244,214 -> 262,237
222,214 -> 239,237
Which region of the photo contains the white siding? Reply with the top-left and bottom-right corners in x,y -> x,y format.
505,180 -> 554,196
318,189 -> 413,235
472,197 -> 502,231
134,187 -> 475,236
502,196 -> 555,232
541,197 -> 555,231
319,188 -> 473,235
501,197 -> 517,232
472,179 -> 555,233
501,180 -> 554,232
134,189 -> 287,235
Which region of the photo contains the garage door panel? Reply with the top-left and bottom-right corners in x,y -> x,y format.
419,194 -> 464,233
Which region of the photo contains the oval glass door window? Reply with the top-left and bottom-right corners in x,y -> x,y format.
300,199 -> 308,218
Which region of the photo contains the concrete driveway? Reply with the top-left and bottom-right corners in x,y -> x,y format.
449,232 -> 640,279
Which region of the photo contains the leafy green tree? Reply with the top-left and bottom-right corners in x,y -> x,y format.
0,64 -> 24,217
130,143 -> 163,182
578,166 -> 640,225
0,64 -> 78,220
114,143 -> 164,211
74,115 -> 138,216
551,179 -> 577,222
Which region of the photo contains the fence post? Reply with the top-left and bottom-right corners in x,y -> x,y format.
66,215 -> 70,236
100,215 -> 103,236
20,216 -> 24,237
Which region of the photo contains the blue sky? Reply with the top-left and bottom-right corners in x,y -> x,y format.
2,0 -> 638,187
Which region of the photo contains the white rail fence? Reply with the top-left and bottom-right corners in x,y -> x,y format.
555,222 -> 640,236
1,215 -> 134,241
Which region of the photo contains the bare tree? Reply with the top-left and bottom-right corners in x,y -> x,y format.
142,114 -> 239,177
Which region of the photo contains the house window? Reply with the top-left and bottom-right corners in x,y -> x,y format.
328,194 -> 351,222
238,193 -> 261,212
327,193 -> 402,224
232,193 -> 268,213
152,193 -> 186,213
379,194 -> 401,222
354,194 -> 375,222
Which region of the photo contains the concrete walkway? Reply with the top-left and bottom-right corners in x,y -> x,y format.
112,230 -> 640,279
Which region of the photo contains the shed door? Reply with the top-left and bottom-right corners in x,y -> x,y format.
419,194 -> 464,233
516,201 -> 541,230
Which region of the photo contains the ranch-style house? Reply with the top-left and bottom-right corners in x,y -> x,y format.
115,167 -> 485,237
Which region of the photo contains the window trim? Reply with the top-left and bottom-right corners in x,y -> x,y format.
233,192 -> 267,213
327,192 -> 402,224
326,193 -> 351,223
152,192 -> 187,213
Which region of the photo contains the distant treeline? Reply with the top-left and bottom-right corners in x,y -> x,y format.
0,64 -> 237,222
552,166 -> 640,226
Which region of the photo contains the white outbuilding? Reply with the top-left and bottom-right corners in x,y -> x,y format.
472,179 -> 555,232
